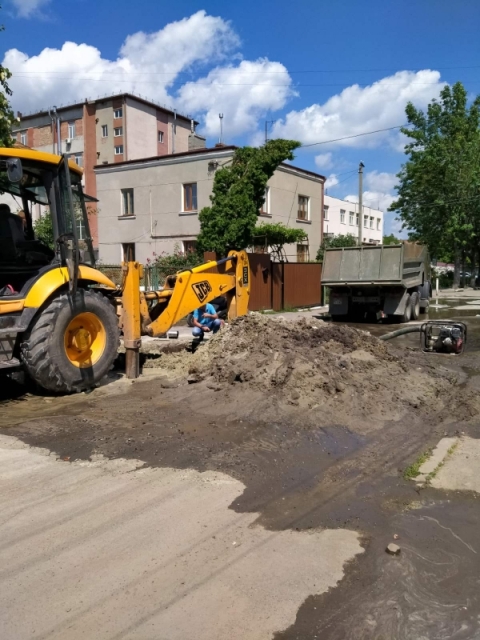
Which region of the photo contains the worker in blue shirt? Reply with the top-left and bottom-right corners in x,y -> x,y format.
192,303 -> 223,340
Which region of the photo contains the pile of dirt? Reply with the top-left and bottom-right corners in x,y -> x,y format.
149,314 -> 455,429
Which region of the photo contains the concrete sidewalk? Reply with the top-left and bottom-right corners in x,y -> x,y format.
0,434 -> 362,640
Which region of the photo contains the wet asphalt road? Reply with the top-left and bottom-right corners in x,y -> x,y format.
1,294 -> 480,639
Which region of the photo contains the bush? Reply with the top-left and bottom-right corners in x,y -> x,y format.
149,246 -> 203,286
316,233 -> 358,262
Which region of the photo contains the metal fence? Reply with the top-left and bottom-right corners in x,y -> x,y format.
96,264 -> 176,290
97,254 -> 322,310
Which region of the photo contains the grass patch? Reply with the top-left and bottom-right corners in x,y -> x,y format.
403,449 -> 433,480
425,441 -> 459,484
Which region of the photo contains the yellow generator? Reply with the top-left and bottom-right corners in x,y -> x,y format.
0,149 -> 250,393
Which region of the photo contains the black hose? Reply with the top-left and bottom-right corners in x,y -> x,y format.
379,325 -> 423,341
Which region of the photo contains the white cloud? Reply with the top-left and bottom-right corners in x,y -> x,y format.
4,11 -> 240,114
325,174 -> 339,189
343,171 -> 397,212
3,11 -> 291,140
314,152 -> 333,170
344,171 -> 397,212
364,170 -> 397,193
10,0 -> 51,18
177,58 -> 294,139
345,191 -> 395,212
271,70 -> 446,150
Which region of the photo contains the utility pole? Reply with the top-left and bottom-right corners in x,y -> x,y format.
219,113 -> 224,144
264,120 -> 275,144
358,161 -> 364,245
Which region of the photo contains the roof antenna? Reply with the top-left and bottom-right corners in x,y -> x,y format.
219,113 -> 224,144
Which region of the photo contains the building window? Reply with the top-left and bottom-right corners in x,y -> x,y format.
323,205 -> 329,221
114,108 -> 123,119
364,214 -> 368,228
183,183 -> 198,212
355,213 -> 359,226
349,211 -> 354,225
183,240 -> 197,254
76,215 -> 86,240
340,209 -> 346,224
114,127 -> 123,137
68,122 -> 76,139
158,131 -> 164,143
121,188 -> 134,217
114,145 -> 124,155
297,244 -> 309,263
369,216 -> 374,229
101,125 -> 108,138
20,131 -> 27,145
260,186 -> 270,215
67,153 -> 83,167
377,218 -> 381,230
298,195 -> 309,221
122,243 -> 135,261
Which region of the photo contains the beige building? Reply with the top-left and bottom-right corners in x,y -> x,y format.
95,146 -> 325,264
11,93 -> 205,249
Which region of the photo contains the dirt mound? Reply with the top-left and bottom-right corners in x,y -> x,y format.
151,314 -> 454,429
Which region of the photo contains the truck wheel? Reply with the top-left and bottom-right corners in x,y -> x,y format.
410,292 -> 420,320
400,294 -> 412,323
21,290 -> 119,393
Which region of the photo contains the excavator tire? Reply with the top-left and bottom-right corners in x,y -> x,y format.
21,289 -> 119,393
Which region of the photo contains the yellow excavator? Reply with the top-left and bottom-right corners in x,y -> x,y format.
0,148 -> 250,392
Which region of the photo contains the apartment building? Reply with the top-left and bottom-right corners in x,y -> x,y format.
11,93 -> 205,249
323,195 -> 383,244
95,146 -> 325,264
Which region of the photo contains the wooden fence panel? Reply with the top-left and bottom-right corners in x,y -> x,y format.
283,263 -> 322,308
247,253 -> 272,310
272,263 -> 284,311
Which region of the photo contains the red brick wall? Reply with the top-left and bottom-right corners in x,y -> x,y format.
32,125 -> 53,148
83,103 -> 98,249
60,117 -> 83,140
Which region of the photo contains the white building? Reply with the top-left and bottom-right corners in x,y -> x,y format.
323,195 -> 383,244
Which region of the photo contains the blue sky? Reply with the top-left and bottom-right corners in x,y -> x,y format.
2,0 -> 480,234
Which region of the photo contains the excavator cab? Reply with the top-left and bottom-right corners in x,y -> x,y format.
0,148 -> 120,392
0,150 -> 95,293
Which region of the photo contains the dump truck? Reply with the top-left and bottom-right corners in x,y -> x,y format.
322,243 -> 431,322
0,148 -> 250,392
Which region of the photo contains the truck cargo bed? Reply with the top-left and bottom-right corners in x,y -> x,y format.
322,243 -> 428,289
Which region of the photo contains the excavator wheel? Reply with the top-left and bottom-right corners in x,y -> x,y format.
21,290 -> 119,393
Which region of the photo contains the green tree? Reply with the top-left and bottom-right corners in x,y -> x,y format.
382,233 -> 402,245
33,212 -> 54,249
316,233 -> 357,262
252,222 -> 308,261
0,11 -> 16,147
197,139 -> 300,255
389,82 -> 480,287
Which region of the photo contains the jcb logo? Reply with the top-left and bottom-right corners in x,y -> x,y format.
192,281 -> 212,303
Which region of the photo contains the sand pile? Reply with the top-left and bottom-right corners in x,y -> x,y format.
152,314 -> 454,426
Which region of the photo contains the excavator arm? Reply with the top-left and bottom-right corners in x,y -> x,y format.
120,250 -> 250,378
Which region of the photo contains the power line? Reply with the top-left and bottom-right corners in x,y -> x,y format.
10,64 -> 480,76
334,171 -> 358,187
395,193 -> 480,210
10,74 -> 467,88
300,125 -> 407,148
